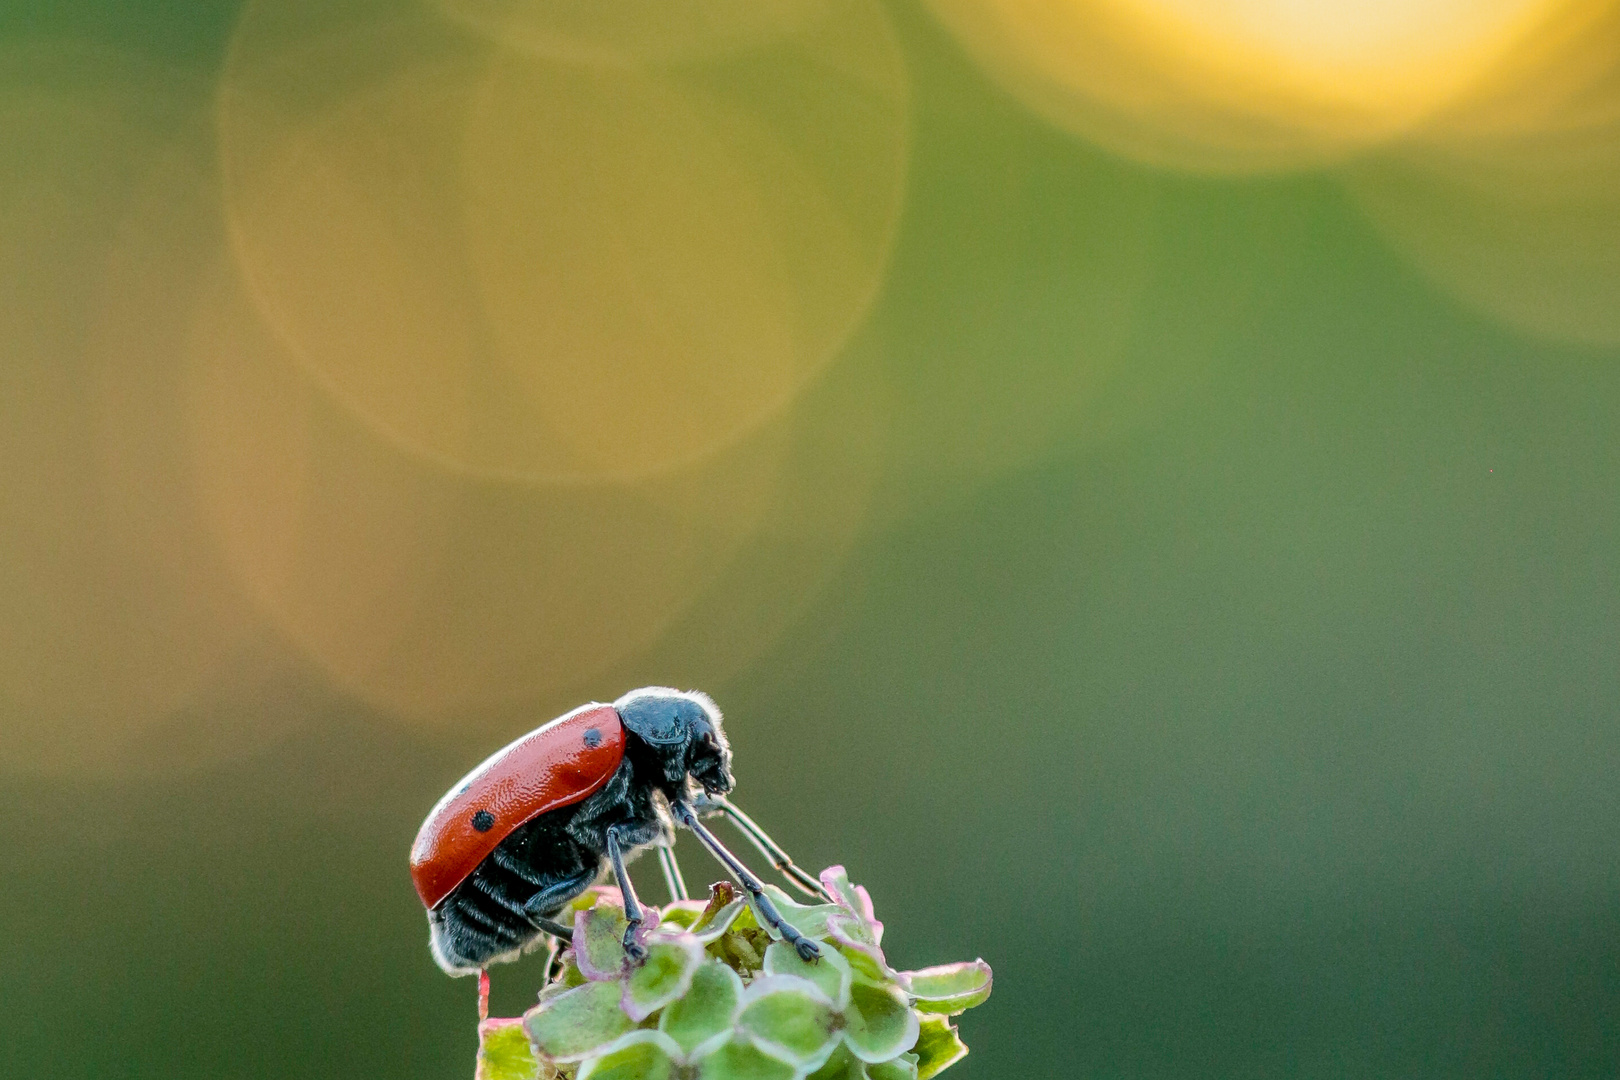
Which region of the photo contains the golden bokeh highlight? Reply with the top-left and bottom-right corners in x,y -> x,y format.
0,6 -> 904,769
20,0 -> 1611,777
186,262 -> 806,722
924,0 -> 1567,171
219,0 -> 908,481
1343,0 -> 1620,346
0,47 -> 274,774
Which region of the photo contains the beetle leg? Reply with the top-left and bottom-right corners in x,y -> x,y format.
658,844 -> 689,903
521,865 -> 597,934
695,794 -> 831,901
606,826 -> 650,962
670,800 -> 821,962
529,915 -> 575,942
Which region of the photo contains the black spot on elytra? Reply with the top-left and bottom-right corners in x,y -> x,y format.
583,727 -> 603,749
471,810 -> 495,833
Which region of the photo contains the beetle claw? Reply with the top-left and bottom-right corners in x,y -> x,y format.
794,937 -> 821,962
623,927 -> 649,964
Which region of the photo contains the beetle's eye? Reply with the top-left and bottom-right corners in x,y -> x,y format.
471,810 -> 495,832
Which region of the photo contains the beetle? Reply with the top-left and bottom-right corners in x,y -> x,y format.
410,687 -> 829,976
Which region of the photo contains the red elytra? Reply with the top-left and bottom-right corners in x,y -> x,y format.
409,703 -> 626,909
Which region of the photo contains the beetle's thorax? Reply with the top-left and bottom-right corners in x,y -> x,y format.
613,686 -> 734,798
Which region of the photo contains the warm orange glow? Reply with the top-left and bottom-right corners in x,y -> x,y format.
219,0 -> 907,481
926,0 -> 1571,171
185,264 -> 799,721
0,48 -> 268,773
1343,0 -> 1620,345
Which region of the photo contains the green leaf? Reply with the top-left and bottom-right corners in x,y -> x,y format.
576,906 -> 630,981
658,960 -> 743,1056
804,1047 -> 919,1080
692,899 -> 750,944
805,1045 -> 861,1080
829,937 -> 896,987
623,937 -> 706,1021
575,887 -> 623,911
576,1031 -> 683,1080
693,1036 -> 799,1080
764,939 -> 853,1009
909,1016 -> 967,1080
902,961 -> 992,1015
866,1053 -> 918,1080
477,1018 -> 545,1080
523,981 -> 637,1063
826,912 -> 877,950
841,983 -> 918,1064
656,901 -> 709,931
729,902 -> 762,933
736,976 -> 842,1069
691,884 -> 744,932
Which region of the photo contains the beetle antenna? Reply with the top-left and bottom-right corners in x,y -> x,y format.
697,794 -> 832,901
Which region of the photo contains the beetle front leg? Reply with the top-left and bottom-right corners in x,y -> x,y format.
693,793 -> 831,901
671,799 -> 821,961
605,826 -> 649,962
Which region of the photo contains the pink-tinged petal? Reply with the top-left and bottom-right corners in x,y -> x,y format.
902,960 -> 992,1015
826,915 -> 907,989
852,885 -> 878,926
826,912 -> 875,948
818,866 -> 858,911
574,905 -> 628,981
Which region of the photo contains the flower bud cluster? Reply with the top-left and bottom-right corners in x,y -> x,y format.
476,867 -> 991,1080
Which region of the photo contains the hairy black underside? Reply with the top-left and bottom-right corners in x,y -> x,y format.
430,753 -> 668,970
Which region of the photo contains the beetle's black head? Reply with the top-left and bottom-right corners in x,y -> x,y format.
614,687 -> 733,797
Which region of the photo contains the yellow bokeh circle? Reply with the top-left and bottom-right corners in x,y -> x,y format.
0,47 -> 279,774
218,0 -> 908,481
1344,0 -> 1620,346
925,0 -> 1568,171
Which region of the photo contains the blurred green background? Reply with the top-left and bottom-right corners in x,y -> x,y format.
3,0 -> 1619,1077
